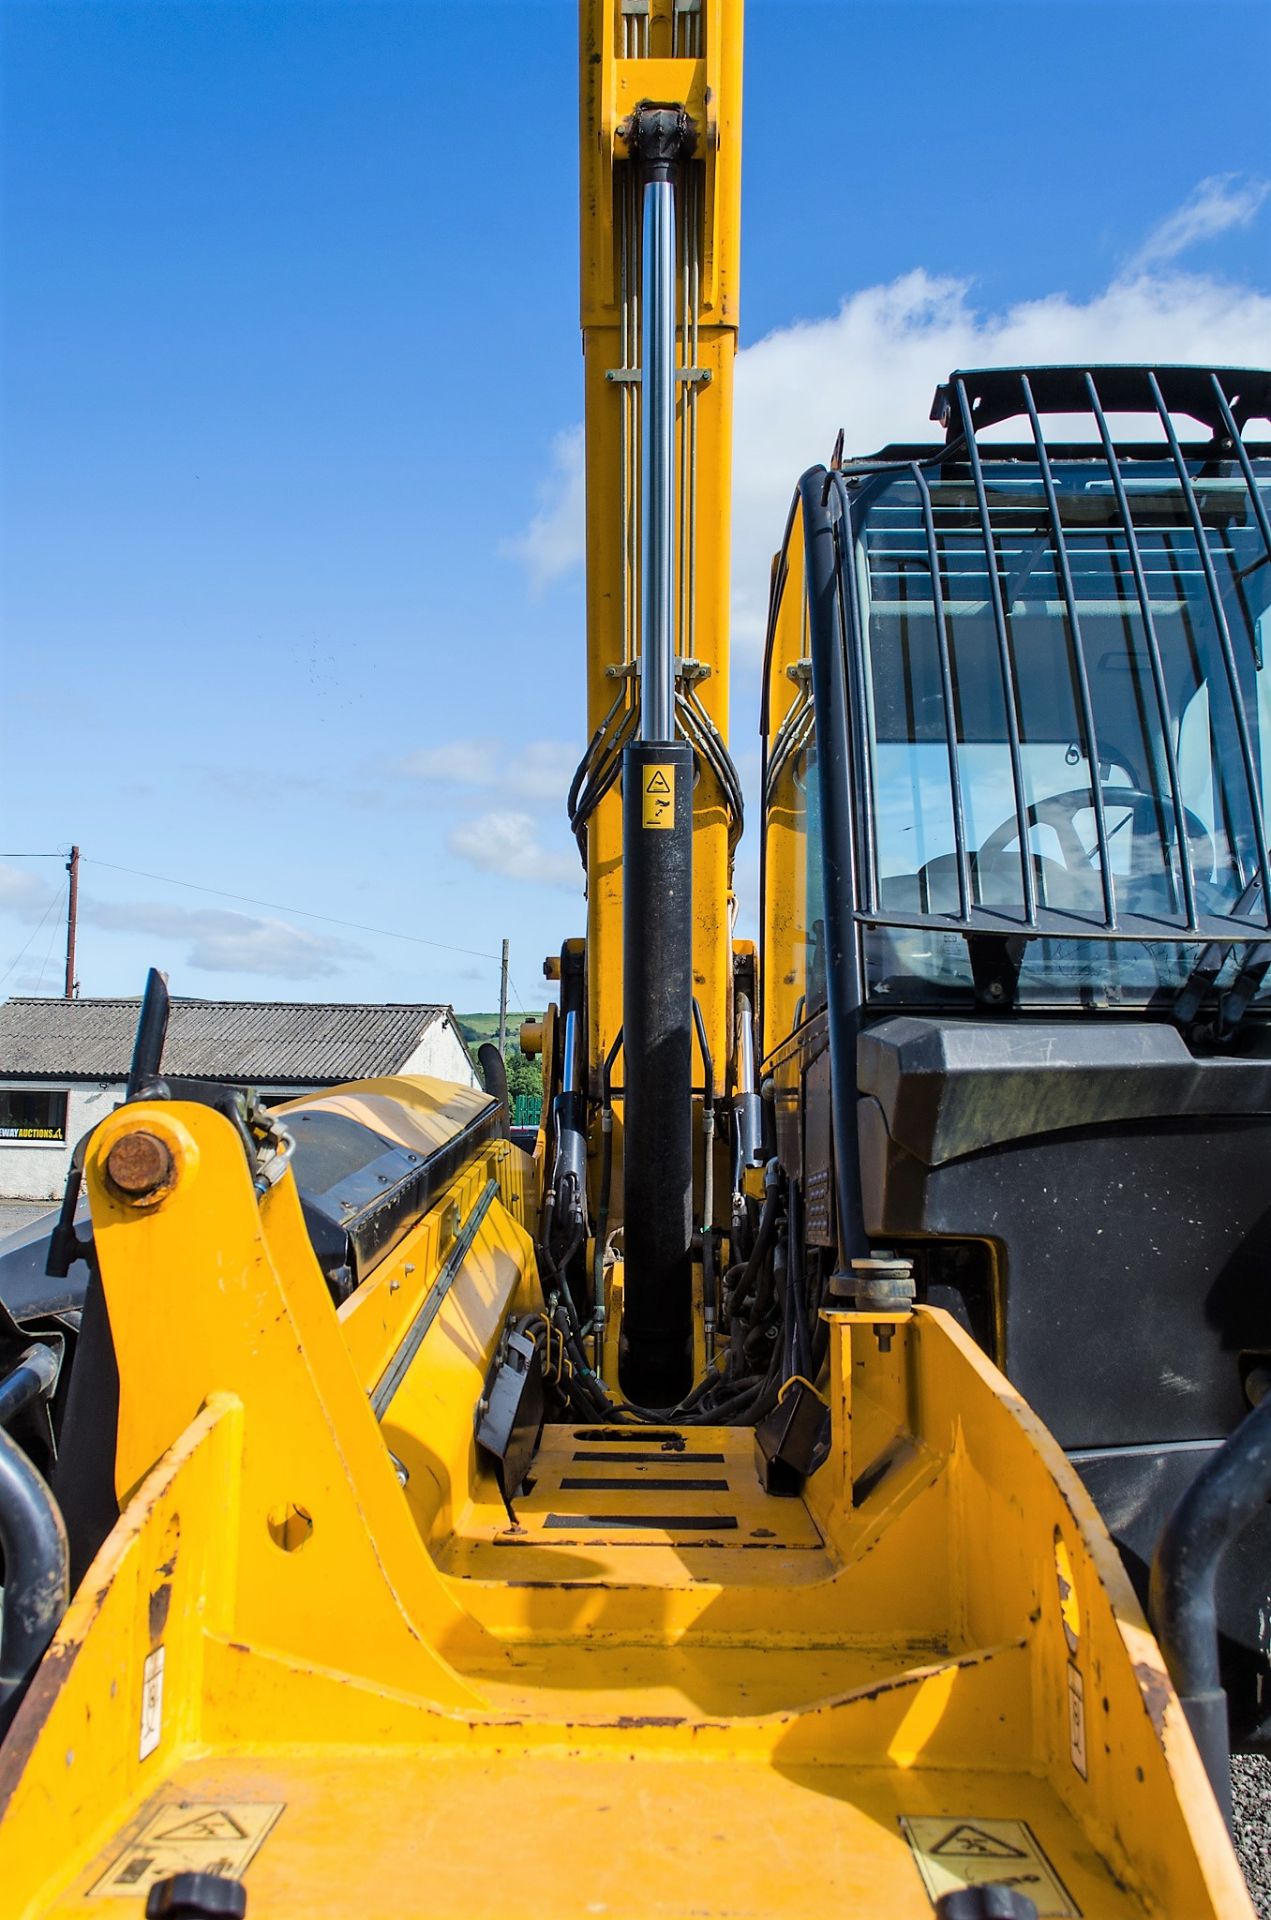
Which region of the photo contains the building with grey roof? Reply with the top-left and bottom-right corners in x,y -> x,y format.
0,996 -> 477,1202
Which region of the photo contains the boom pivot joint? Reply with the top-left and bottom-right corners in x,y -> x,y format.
624,102 -> 697,181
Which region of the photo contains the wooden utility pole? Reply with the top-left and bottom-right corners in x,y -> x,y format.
498,939 -> 509,1056
64,845 -> 80,999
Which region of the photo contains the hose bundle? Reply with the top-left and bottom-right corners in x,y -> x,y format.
534,1158 -> 826,1431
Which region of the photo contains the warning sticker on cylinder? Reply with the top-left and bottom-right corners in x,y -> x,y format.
89,1802 -> 283,1898
900,1816 -> 1080,1916
642,763 -> 675,828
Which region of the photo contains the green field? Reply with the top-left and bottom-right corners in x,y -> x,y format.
456,1012 -> 545,1053
456,1014 -> 544,1107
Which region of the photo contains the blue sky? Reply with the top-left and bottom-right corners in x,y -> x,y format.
2,0 -> 1269,1017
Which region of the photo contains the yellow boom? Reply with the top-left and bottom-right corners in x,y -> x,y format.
578,0 -> 741,1078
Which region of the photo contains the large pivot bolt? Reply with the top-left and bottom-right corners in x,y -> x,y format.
145,1874 -> 247,1918
105,1130 -> 174,1202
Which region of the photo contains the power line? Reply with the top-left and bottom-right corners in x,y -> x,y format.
507,973 -> 543,1022
0,892 -> 62,992
6,849 -> 531,990
83,856 -> 503,964
32,883 -> 67,998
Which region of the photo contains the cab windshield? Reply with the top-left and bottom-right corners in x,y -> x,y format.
855,450 -> 1271,1008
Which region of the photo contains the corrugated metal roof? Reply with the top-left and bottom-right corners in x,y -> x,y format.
0,997 -> 452,1085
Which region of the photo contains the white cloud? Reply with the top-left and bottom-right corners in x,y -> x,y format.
0,865 -> 362,984
400,736 -> 577,802
80,898 -> 362,979
447,810 -> 578,890
503,175 -> 1271,657
1126,174 -> 1270,274
181,915 -> 358,978
729,264 -> 1271,651
0,864 -> 58,921
504,739 -> 578,800
400,738 -> 499,784
0,866 -> 67,994
500,424 -> 586,591
7,965 -> 65,995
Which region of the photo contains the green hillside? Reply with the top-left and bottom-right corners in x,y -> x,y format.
456,1012 -> 545,1103
456,1011 -> 545,1051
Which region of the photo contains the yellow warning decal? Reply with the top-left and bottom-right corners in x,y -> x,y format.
90,1802 -> 284,1899
900,1817 -> 1080,1917
642,763 -> 675,829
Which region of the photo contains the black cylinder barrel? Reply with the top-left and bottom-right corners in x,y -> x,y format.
620,738 -> 694,1405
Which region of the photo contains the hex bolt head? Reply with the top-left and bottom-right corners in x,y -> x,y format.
105,1130 -> 174,1200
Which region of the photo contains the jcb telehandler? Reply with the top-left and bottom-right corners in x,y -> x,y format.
1,4 -> 1269,1915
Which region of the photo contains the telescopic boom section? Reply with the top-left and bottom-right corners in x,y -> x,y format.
577,0 -> 743,1401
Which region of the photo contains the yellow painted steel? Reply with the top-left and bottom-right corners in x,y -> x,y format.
760,496 -> 812,1052
579,0 -> 742,1174
0,1098 -> 1250,1914
0,6 -> 1255,1915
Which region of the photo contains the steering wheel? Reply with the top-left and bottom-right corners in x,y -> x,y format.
977,786 -> 1215,884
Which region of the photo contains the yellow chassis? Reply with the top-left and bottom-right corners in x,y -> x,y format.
0,1089 -> 1249,1916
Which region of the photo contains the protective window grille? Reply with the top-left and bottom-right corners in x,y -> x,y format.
831,366 -> 1271,948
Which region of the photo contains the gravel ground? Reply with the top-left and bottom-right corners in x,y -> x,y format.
1235,1755 -> 1271,1915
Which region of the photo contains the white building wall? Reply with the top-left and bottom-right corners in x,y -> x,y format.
0,1081 -> 121,1201
399,1018 -> 478,1089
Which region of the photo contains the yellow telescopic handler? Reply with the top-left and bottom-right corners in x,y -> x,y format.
2,4 -> 1271,1915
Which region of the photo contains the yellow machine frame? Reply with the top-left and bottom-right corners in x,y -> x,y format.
0,1092 -> 1252,1913
0,4 -> 1257,1915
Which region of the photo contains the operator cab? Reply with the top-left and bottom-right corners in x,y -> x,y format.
760,363 -> 1271,1746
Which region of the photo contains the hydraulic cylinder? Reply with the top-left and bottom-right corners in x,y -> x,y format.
621,738 -> 694,1404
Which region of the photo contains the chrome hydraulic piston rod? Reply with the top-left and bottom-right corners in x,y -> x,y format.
731,991 -> 763,1195
620,103 -> 697,1405
552,1007 -> 587,1230
640,151 -> 676,742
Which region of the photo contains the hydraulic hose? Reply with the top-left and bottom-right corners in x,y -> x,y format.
1150,1386 -> 1271,1827
533,1142 -> 788,1430
0,1343 -> 59,1431
691,998 -> 717,1365
591,1028 -> 624,1372
785,1184 -> 810,1382
725,1160 -> 782,1321
0,1425 -> 69,1737
536,1223 -> 585,1337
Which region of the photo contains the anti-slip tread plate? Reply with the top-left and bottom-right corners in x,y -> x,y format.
451,1425 -> 826,1552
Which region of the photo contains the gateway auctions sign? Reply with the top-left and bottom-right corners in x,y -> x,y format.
0,1089 -> 68,1143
